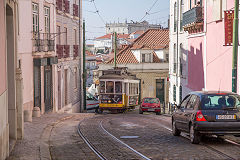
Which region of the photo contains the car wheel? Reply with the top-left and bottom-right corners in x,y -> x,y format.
190,124 -> 200,144
172,120 -> 181,136
139,109 -> 143,114
156,112 -> 161,115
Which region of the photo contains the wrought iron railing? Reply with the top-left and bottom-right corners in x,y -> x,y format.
182,6 -> 203,26
33,32 -> 55,53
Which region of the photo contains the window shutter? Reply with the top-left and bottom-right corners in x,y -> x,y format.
75,5 -> 78,17
73,4 -> 76,16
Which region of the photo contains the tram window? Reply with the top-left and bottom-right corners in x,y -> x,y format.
115,81 -> 122,93
106,81 -> 114,93
100,81 -> 105,93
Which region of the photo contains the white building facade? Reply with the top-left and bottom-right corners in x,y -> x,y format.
169,0 -> 191,105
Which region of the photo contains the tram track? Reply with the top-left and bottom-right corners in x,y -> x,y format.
78,117 -> 152,160
77,122 -> 107,160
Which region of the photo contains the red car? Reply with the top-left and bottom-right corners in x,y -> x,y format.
139,97 -> 161,115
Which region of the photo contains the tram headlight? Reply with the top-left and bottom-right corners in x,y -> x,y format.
108,100 -> 111,103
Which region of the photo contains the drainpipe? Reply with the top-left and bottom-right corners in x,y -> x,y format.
232,0 -> 239,93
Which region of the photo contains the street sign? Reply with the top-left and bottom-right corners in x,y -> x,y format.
224,10 -> 234,46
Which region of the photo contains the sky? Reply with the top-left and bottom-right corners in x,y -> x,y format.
83,0 -> 170,44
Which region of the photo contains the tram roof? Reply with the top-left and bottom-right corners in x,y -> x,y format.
99,67 -> 139,80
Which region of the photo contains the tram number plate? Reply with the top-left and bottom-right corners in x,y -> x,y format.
148,108 -> 155,111
216,115 -> 236,120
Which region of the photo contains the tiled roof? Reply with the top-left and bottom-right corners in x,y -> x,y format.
107,29 -> 169,64
95,33 -> 129,40
132,29 -> 169,50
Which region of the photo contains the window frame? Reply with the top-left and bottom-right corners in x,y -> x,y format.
32,3 -> 39,33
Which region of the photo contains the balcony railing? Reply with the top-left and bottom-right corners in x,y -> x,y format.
33,32 -> 55,53
64,45 -> 70,58
73,4 -> 79,17
56,45 -> 64,58
182,6 -> 203,33
73,45 -> 78,57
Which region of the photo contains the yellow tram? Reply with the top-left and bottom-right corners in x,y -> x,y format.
99,67 -> 140,113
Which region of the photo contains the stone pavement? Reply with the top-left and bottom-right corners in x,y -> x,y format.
7,112 -> 96,160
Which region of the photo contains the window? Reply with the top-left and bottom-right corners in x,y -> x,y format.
92,62 -> 95,67
190,0 -> 192,9
166,53 -> 169,62
74,29 -> 77,45
106,81 -> 114,93
64,27 -> 67,45
100,81 -> 105,93
173,85 -> 176,102
57,26 -> 61,45
180,0 -> 184,31
180,95 -> 191,108
32,3 -> 39,33
44,7 -> 50,36
179,86 -> 182,102
173,44 -> 176,73
174,2 -> 177,32
74,67 -> 77,89
187,95 -> 196,109
180,43 -> 183,75
142,53 -> 152,63
115,81 -> 122,93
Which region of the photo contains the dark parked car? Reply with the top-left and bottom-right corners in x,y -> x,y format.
172,91 -> 240,144
139,97 -> 161,115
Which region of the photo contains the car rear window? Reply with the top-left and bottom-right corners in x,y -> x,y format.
201,94 -> 240,110
144,98 -> 159,104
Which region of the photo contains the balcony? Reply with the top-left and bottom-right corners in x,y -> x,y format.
64,45 -> 70,58
73,45 -> 78,57
182,6 -> 203,33
56,0 -> 62,11
63,0 -> 70,13
33,33 -> 55,53
56,45 -> 64,58
73,4 -> 78,17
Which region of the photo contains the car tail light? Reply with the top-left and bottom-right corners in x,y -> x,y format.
118,101 -> 122,104
196,110 -> 207,121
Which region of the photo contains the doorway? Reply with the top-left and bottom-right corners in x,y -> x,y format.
44,66 -> 53,112
156,79 -> 165,104
6,4 -> 17,139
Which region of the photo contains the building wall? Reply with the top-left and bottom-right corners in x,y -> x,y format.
205,0 -> 233,91
169,0 -> 189,105
56,0 -> 81,113
0,0 -> 9,159
134,72 -> 169,105
0,0 -> 6,95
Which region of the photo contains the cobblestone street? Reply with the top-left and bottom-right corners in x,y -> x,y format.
6,109 -> 240,160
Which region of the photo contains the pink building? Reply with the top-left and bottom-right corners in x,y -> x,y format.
0,0 -> 24,159
183,0 -> 234,92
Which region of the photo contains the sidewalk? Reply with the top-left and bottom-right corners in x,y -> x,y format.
7,112 -> 95,160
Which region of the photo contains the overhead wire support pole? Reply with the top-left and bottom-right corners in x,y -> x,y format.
232,0 -> 239,93
79,0 -> 83,112
83,20 -> 87,110
114,32 -> 117,68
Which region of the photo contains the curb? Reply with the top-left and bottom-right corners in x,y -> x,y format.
39,115 -> 74,160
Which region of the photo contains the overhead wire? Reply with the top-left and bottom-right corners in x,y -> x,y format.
139,0 -> 159,22
91,0 -> 106,25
